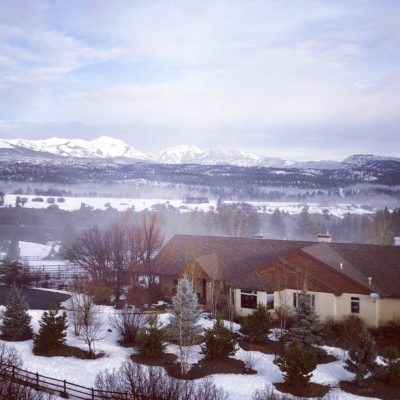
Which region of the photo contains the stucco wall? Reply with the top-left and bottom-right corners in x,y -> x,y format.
379,298 -> 400,324
233,287 -> 385,327
335,293 -> 378,327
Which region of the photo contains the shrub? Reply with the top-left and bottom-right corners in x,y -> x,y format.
338,315 -> 365,349
274,341 -> 317,385
252,386 -> 291,400
376,345 -> 400,383
345,327 -> 377,387
240,304 -> 272,343
33,307 -> 68,353
90,286 -> 112,305
110,306 -> 145,345
96,361 -> 229,400
201,318 -> 237,359
137,316 -> 166,359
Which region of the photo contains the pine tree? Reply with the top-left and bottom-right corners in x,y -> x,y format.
270,208 -> 286,239
33,307 -> 68,353
295,206 -> 316,240
169,276 -> 202,374
137,315 -> 166,359
6,237 -> 20,261
1,285 -> 32,340
345,327 -> 377,387
289,290 -> 322,349
274,341 -> 317,385
240,303 -> 272,343
202,318 -> 237,359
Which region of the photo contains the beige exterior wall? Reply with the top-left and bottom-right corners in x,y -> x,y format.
335,293 -> 379,327
233,287 -> 389,327
379,298 -> 400,324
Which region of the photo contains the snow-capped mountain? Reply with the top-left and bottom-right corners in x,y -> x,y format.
0,136 -> 398,170
4,136 -> 150,160
156,145 -> 204,164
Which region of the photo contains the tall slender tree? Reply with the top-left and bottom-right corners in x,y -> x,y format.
169,276 -> 202,374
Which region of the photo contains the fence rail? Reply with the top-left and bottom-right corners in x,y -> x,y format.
0,364 -> 129,400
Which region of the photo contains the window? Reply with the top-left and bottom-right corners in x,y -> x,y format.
267,292 -> 274,310
241,289 -> 257,309
293,292 -> 315,309
351,297 -> 360,313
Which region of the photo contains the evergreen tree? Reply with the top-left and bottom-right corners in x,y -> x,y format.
169,276 -> 202,374
345,327 -> 377,387
240,303 -> 272,343
202,318 -> 237,359
295,206 -> 316,240
137,316 -> 166,359
33,307 -> 68,353
6,237 -> 20,260
274,341 -> 317,385
289,290 -> 322,349
1,285 -> 32,340
270,208 -> 286,239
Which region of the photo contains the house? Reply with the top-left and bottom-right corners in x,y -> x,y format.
154,234 -> 400,327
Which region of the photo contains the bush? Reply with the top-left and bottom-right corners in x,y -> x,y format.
202,318 -> 237,359
345,327 -> 377,387
96,361 -> 229,400
110,306 -> 145,345
137,316 -> 166,359
376,345 -> 400,383
252,386 -> 291,400
90,286 -> 112,305
274,341 -> 317,385
33,307 -> 68,353
240,304 -> 272,343
338,315 -> 365,349
127,284 -> 149,307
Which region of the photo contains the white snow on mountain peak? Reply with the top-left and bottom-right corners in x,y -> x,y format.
1,136 -> 397,169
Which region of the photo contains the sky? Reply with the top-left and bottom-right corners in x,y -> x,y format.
0,0 -> 399,161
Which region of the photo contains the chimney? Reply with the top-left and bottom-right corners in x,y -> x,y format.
368,277 -> 372,286
317,231 -> 331,243
394,237 -> 400,246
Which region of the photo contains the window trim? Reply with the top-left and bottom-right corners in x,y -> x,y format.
293,292 -> 315,309
240,289 -> 257,309
351,297 -> 360,313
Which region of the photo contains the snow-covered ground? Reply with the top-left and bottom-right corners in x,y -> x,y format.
3,193 -> 378,217
0,305 -> 380,400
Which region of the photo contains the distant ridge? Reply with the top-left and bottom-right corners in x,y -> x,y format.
0,136 -> 399,169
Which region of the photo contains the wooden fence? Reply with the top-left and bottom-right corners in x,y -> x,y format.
0,363 -> 129,399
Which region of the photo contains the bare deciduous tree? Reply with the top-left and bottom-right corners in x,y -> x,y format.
64,211 -> 164,305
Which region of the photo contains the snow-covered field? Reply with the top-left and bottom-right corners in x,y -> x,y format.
3,193 -> 378,217
0,304 -> 379,400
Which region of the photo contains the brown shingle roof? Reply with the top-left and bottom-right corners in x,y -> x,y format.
156,235 -> 400,297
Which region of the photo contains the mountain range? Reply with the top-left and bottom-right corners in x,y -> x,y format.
0,136 -> 399,170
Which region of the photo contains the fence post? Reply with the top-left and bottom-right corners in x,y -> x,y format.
91,387 -> 95,400
63,379 -> 67,396
36,371 -> 39,389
